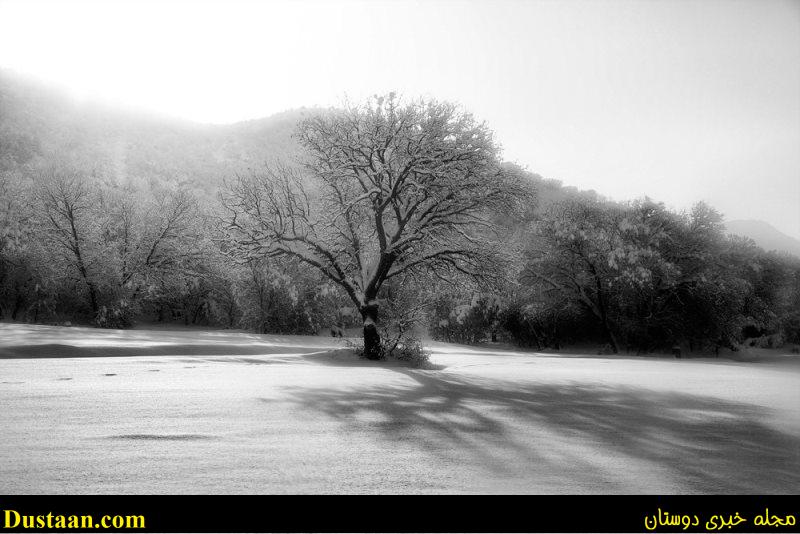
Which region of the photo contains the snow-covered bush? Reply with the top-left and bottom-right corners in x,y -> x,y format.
94,301 -> 133,329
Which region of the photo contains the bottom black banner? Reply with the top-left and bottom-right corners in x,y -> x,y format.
0,495 -> 797,533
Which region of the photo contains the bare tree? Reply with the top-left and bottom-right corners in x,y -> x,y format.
127,188 -> 198,299
222,94 -> 524,359
35,169 -> 100,313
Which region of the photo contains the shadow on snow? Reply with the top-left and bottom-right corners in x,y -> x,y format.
277,368 -> 800,493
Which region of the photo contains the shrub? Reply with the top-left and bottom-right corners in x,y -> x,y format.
347,334 -> 431,368
781,312 -> 800,345
429,294 -> 500,345
383,336 -> 431,367
94,302 -> 133,329
747,333 -> 785,349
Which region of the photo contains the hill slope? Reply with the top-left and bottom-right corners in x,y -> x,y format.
0,69 -> 307,196
8,67 -> 794,259
725,219 -> 800,258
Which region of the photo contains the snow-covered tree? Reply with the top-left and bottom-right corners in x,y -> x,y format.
222,94 -> 525,358
34,168 -> 102,314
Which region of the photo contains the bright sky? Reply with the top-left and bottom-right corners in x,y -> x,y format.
1,0 -> 799,238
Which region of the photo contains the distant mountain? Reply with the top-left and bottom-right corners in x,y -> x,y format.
725,219 -> 800,258
0,69 -> 310,197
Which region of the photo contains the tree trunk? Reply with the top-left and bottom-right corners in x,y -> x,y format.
192,303 -> 202,324
77,260 -> 98,314
587,264 -> 618,354
67,212 -> 98,314
228,305 -> 236,328
10,289 -> 23,320
605,326 -> 620,354
361,303 -> 381,360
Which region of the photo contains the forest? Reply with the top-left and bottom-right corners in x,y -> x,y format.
1,73 -> 799,358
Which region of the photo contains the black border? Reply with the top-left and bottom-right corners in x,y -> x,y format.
0,495 -> 798,533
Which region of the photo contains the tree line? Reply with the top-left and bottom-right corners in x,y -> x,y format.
1,94 -> 798,358
432,196 -> 800,354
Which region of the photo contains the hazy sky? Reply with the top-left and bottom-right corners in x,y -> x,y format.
1,0 -> 798,238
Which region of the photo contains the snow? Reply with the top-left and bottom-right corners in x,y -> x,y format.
0,324 -> 798,494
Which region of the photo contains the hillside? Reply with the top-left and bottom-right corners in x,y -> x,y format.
0,69 -> 306,197
2,70 -> 608,207
4,69 -> 797,260
725,219 -> 800,258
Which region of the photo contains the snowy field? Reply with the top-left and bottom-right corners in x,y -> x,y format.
0,323 -> 798,494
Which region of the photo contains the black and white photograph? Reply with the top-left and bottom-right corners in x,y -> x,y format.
0,0 -> 799,499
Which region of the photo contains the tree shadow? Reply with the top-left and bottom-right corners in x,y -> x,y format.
278,369 -> 800,493
300,349 -> 446,370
